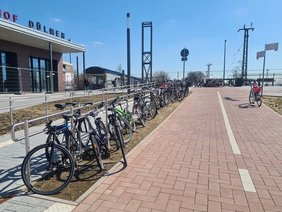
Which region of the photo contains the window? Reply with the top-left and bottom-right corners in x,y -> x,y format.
0,51 -> 18,92
1,53 -> 7,81
29,57 -> 58,92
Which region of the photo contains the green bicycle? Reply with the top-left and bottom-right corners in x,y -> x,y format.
107,98 -> 134,147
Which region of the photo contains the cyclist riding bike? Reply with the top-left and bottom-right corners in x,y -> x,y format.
252,80 -> 261,99
249,80 -> 262,107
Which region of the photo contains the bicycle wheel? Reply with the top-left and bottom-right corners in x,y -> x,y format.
178,90 -> 185,102
256,94 -> 262,107
184,87 -> 189,97
96,120 -> 109,151
164,93 -> 170,106
137,107 -> 146,127
127,113 -> 136,132
249,91 -> 255,104
118,117 -> 132,144
155,95 -> 161,110
108,122 -> 119,150
45,133 -> 67,161
90,134 -> 104,171
115,125 -> 127,166
144,100 -> 157,120
21,143 -> 74,195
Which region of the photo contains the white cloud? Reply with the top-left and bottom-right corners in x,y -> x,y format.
50,17 -> 62,23
93,41 -> 105,46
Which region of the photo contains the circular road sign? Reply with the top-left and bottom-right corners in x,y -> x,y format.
180,48 -> 189,58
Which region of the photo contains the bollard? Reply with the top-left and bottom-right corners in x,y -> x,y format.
24,120 -> 31,180
9,97 -> 14,128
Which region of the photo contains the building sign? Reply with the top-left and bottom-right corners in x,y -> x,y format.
28,20 -> 65,39
0,8 -> 67,40
0,9 -> 18,22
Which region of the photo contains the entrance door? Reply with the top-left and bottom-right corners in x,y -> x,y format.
29,57 -> 57,93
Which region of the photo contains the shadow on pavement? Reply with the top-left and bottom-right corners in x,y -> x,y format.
239,103 -> 256,109
223,96 -> 239,101
0,164 -> 24,198
103,161 -> 127,176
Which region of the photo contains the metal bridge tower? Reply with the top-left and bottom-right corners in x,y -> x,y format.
141,22 -> 153,83
238,24 -> 254,84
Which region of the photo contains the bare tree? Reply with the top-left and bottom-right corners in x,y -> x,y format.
185,71 -> 205,86
153,71 -> 170,82
116,64 -> 123,73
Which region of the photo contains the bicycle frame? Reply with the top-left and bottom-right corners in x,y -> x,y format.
115,104 -> 133,122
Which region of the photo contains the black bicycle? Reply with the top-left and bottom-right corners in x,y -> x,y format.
21,103 -> 103,195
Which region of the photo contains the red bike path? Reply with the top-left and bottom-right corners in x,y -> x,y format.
73,87 -> 282,212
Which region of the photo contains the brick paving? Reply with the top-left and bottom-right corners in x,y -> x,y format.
73,87 -> 282,212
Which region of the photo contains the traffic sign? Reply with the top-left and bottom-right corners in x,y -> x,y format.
180,48 -> 189,58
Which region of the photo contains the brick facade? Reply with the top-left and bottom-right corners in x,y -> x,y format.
0,39 -> 63,92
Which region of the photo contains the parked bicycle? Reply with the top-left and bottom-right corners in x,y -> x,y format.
21,103 -> 103,195
142,88 -> 158,120
107,97 -> 128,166
132,92 -> 147,126
20,83 -> 190,195
114,97 -> 136,132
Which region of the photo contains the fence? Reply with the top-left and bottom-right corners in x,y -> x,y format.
0,82 -> 156,134
10,82 -> 155,162
0,65 -> 80,94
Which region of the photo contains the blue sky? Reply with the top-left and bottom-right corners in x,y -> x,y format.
1,0 -> 282,79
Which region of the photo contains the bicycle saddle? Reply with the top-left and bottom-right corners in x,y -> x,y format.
55,103 -> 66,110
62,113 -> 73,120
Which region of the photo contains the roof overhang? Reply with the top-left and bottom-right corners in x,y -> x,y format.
0,19 -> 86,53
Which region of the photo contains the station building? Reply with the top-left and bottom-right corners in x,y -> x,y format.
0,11 -> 85,93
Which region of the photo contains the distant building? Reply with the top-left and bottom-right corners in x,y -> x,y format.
85,66 -> 141,89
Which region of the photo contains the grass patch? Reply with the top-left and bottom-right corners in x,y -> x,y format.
263,96 -> 282,115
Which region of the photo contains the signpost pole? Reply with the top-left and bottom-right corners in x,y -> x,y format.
180,48 -> 189,80
183,60 -> 185,80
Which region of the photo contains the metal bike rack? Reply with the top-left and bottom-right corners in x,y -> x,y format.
9,83 -> 157,183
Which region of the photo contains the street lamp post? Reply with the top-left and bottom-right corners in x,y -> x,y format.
223,40 -> 227,84
256,42 -> 278,95
127,13 -> 131,87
